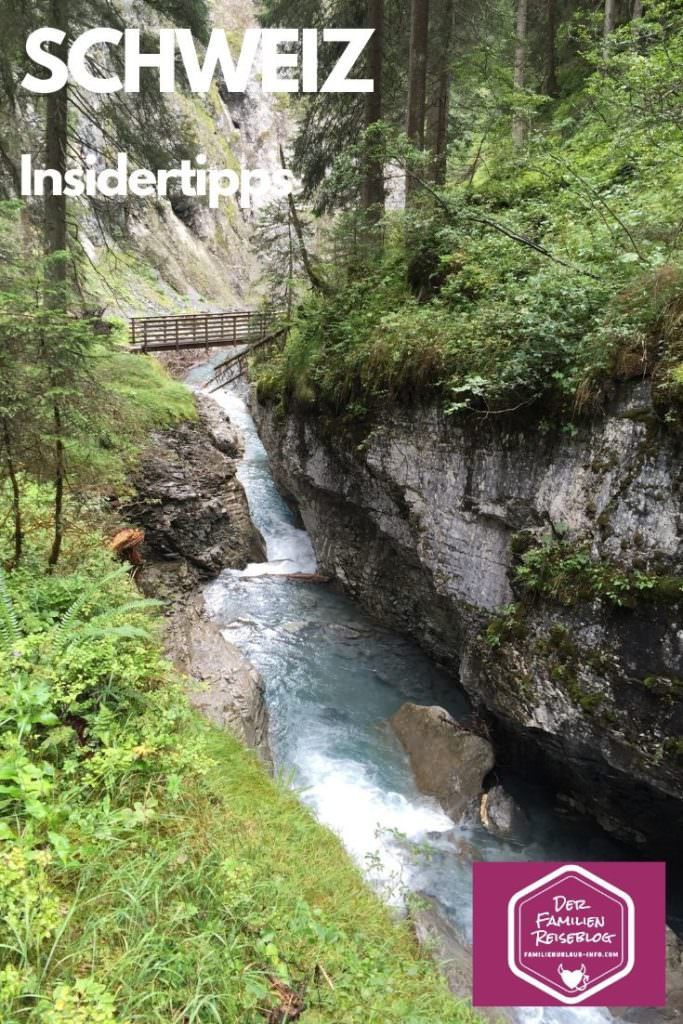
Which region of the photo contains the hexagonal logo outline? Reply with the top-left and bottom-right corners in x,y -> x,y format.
507,863 -> 635,1005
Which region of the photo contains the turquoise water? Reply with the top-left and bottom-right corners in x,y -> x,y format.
188,362 -> 656,1022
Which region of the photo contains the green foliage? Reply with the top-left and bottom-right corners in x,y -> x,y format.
0,846 -> 61,945
0,205 -> 196,568
39,979 -> 125,1024
0,508 -> 474,1024
254,3 -> 683,425
513,539 -> 683,608
485,604 -> 527,649
92,343 -> 197,480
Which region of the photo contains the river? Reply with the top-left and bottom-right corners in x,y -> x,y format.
187,362 -> 656,1023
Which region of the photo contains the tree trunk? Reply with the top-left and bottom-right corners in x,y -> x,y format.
44,0 -> 68,305
426,0 -> 454,184
44,0 -> 69,568
2,418 -> 22,567
280,146 -> 327,294
406,0 -> 430,199
48,400 -> 64,568
541,0 -> 560,98
604,0 -> 617,54
512,0 -> 528,146
632,0 -> 643,17
287,217 -> 294,318
361,0 -> 385,225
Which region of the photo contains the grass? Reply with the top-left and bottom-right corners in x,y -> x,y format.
52,339 -> 198,495
0,487 -> 475,1022
36,722 -> 475,1024
100,345 -> 198,433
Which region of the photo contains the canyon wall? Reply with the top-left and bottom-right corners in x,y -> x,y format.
253,382 -> 683,856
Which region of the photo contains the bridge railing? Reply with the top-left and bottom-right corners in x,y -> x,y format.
129,309 -> 277,352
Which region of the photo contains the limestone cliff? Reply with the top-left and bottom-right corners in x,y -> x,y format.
253,382 -> 683,856
123,393 -> 264,582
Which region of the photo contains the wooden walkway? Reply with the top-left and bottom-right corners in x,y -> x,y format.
129,309 -> 278,353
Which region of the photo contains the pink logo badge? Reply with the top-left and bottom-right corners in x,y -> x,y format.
473,861 -> 666,1007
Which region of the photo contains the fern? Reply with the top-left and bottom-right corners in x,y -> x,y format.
0,564 -> 159,655
0,567 -> 21,654
78,624 -> 152,643
53,566 -> 130,648
55,578 -> 161,651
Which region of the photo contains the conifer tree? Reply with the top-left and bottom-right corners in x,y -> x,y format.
512,0 -> 528,145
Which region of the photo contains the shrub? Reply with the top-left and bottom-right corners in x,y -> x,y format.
513,539 -> 683,607
0,513 -> 473,1024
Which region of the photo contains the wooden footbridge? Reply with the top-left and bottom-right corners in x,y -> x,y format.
129,309 -> 281,353
128,308 -> 287,387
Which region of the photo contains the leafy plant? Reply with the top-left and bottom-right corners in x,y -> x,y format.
253,4 -> 683,426
513,539 -> 683,607
0,507 -> 472,1023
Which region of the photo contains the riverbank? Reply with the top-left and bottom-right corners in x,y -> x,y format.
121,390 -> 273,762
0,363 -> 477,1022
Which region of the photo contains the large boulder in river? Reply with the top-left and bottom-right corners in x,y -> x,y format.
480,785 -> 529,842
390,704 -> 494,821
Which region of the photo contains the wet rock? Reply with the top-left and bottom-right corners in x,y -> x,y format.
123,394 -> 270,762
197,393 -> 243,458
169,596 -> 271,763
389,703 -> 495,821
325,623 -> 368,640
480,785 -> 529,842
411,895 -> 472,999
665,927 -> 683,1019
425,830 -> 484,862
411,893 -> 512,1020
282,620 -> 308,634
123,395 -> 265,580
459,798 -> 483,827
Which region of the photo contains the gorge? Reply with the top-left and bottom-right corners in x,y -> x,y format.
252,382 -> 682,862
2,0 -> 683,1018
128,352 -> 678,1017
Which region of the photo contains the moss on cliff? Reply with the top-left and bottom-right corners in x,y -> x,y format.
513,538 -> 683,608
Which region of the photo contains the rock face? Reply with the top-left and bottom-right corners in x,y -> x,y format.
169,596 -> 271,763
124,394 -> 265,582
410,896 -> 474,1002
411,895 -> 512,1021
390,704 -> 494,820
253,382 -> 683,855
0,0 -> 286,315
612,928 -> 683,1022
666,928 -> 683,1020
124,394 -> 270,760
